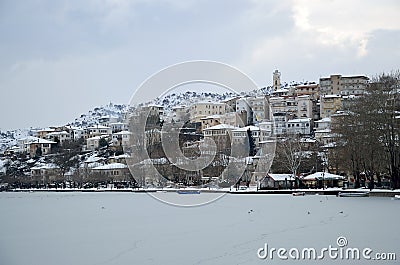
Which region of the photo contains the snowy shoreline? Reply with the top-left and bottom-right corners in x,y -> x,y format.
4,187 -> 400,197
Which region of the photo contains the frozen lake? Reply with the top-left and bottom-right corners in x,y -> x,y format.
0,192 -> 399,265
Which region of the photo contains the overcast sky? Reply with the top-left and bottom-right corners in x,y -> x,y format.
0,0 -> 399,130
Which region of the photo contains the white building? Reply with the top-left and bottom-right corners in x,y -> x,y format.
200,115 -> 221,131
35,128 -> 56,139
258,121 -> 273,137
232,125 -> 270,146
314,117 -> 331,131
112,131 -> 132,147
203,124 -> 237,153
86,136 -> 108,151
24,137 -> 56,157
46,131 -> 71,145
271,88 -> 290,98
110,122 -> 128,133
287,118 -> 312,135
314,117 -> 333,146
189,101 -> 227,123
66,126 -> 85,140
296,95 -> 313,118
272,112 -> 288,136
98,115 -> 119,127
86,125 -> 112,138
91,163 -> 131,182
269,97 -> 286,114
220,112 -> 246,128
248,96 -> 270,123
285,97 -> 297,117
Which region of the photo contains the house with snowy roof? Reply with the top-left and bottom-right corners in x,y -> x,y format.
91,163 -> 132,182
30,164 -> 60,183
86,135 -> 109,151
232,125 -> 270,146
287,118 -> 312,135
200,115 -> 221,131
203,124 -> 237,154
24,137 -> 56,157
98,115 -> 119,127
111,131 -> 132,147
86,125 -> 112,138
110,122 -> 128,133
35,128 -> 56,139
259,173 -> 296,189
46,131 -> 71,146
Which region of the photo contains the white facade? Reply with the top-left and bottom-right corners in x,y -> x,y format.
86,136 -> 108,151
69,127 -> 85,140
86,125 -> 112,137
200,115 -> 221,131
248,96 -> 270,123
287,118 -> 312,135
269,97 -> 286,114
189,101 -> 227,123
203,124 -> 237,136
46,131 -> 71,145
296,95 -> 313,118
110,122 -> 128,133
98,115 -> 119,127
258,121 -> 273,137
272,112 -> 288,136
314,117 -> 331,130
232,125 -> 270,146
220,112 -> 245,128
24,137 -> 56,157
112,131 -> 132,147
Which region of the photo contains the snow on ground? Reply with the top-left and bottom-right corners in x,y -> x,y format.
0,192 -> 398,265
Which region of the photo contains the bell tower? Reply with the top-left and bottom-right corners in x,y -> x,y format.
273,70 -> 281,91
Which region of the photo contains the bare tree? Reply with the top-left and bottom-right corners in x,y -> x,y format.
333,71 -> 400,188
273,134 -> 306,188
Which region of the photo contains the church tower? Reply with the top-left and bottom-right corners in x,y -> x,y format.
273,70 -> 281,91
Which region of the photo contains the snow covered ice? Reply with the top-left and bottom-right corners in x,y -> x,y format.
0,192 -> 399,265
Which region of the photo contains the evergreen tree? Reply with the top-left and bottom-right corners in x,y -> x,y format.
35,146 -> 42,157
247,129 -> 256,156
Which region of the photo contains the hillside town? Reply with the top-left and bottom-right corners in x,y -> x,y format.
0,70 -> 399,191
